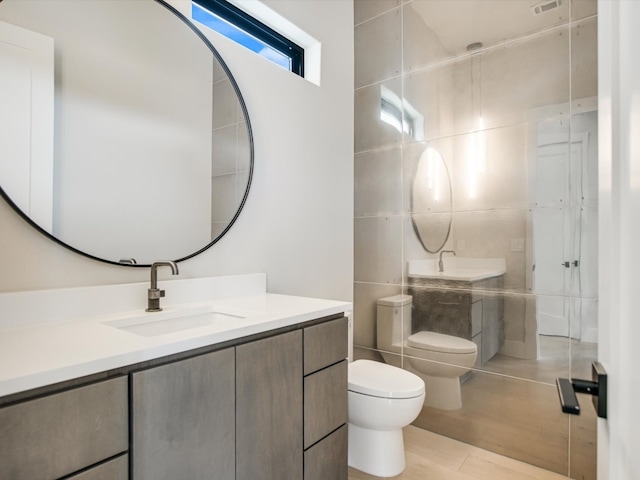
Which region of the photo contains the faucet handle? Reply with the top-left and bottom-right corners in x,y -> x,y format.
148,288 -> 165,299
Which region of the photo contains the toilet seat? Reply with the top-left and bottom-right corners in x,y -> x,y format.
348,360 -> 424,399
407,331 -> 477,354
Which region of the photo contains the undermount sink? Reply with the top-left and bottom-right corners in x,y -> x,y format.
102,305 -> 246,337
408,257 -> 506,282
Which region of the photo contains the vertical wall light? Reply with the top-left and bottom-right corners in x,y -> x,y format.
466,42 -> 486,199
416,147 -> 446,209
468,116 -> 486,199
425,147 -> 442,202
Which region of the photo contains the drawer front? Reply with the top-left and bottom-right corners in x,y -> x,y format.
304,424 -> 347,480
304,360 -> 347,449
304,316 -> 348,375
0,376 -> 128,480
67,454 -> 128,480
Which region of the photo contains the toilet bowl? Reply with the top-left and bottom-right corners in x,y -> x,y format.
377,294 -> 478,410
348,359 -> 425,477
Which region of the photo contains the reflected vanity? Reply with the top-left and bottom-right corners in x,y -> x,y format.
0,0 -> 253,266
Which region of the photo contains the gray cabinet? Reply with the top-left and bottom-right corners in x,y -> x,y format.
131,347 -> 235,480
0,314 -> 348,480
303,316 -> 348,480
409,276 -> 504,365
0,376 -> 128,480
304,360 -> 347,449
303,317 -> 349,375
236,330 -> 303,480
304,424 -> 348,480
67,454 -> 128,480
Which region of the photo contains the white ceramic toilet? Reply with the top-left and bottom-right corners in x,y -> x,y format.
348,359 -> 425,477
377,294 -> 477,410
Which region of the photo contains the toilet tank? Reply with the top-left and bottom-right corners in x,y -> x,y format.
376,294 -> 412,350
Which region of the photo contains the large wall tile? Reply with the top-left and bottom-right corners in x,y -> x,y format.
353,281 -> 402,349
569,400 -> 597,480
402,3 -> 449,73
450,209 -> 528,293
478,28 -> 570,132
354,147 -> 402,217
354,0 -> 400,26
571,0 -> 597,22
355,9 -> 401,88
354,216 -> 403,284
571,17 -> 598,102
449,124 -> 530,212
402,63 -> 457,141
412,369 -> 570,476
354,78 -> 402,153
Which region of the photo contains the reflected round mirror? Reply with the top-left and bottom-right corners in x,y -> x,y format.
0,0 -> 252,266
411,147 -> 452,253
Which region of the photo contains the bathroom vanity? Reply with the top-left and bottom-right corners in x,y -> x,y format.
0,274 -> 350,480
407,259 -> 505,365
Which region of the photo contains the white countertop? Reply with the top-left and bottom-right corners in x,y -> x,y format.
407,257 -> 506,282
0,276 -> 351,398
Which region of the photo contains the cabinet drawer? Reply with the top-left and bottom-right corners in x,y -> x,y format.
67,454 -> 128,480
304,424 -> 347,480
0,376 -> 128,480
304,316 -> 348,375
304,360 -> 347,449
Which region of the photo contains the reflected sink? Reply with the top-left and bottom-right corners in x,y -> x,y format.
408,257 -> 506,282
102,305 -> 246,337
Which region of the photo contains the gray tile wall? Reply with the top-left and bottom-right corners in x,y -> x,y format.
353,1 -> 598,478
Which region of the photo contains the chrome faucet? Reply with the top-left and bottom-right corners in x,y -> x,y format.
146,261 -> 179,312
438,250 -> 456,272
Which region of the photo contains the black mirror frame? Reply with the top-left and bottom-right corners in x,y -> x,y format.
0,0 -> 254,268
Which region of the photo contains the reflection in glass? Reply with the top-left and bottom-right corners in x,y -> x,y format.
380,85 -> 424,141
411,147 -> 452,253
353,0 -> 598,477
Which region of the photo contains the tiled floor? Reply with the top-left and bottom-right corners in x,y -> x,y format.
348,426 -> 570,480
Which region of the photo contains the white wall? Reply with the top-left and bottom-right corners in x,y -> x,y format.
598,1 -> 640,477
0,0 -> 354,302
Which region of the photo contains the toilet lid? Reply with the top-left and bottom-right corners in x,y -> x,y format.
348,360 -> 425,399
407,331 -> 477,354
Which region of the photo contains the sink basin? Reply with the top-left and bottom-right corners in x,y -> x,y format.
102,305 -> 246,337
408,258 -> 506,282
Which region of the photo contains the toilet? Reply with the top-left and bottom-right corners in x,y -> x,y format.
377,294 -> 477,410
348,359 -> 425,477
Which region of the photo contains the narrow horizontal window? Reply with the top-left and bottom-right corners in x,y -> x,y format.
192,0 -> 304,77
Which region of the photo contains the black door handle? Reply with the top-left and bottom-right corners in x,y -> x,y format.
556,361 -> 607,418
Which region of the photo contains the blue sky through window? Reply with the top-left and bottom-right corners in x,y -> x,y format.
192,3 -> 291,71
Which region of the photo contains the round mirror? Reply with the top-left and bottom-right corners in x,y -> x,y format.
0,0 -> 252,266
411,147 -> 452,253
